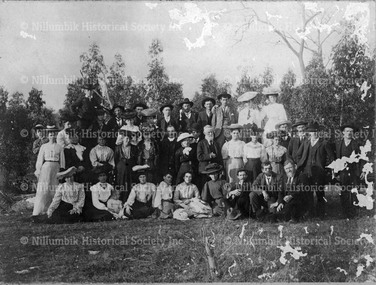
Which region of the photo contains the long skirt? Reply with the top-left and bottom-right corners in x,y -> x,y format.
125,200 -> 154,219
33,161 -> 60,216
116,158 -> 135,202
244,158 -> 262,183
225,158 -> 244,183
83,193 -> 114,222
48,201 -> 82,224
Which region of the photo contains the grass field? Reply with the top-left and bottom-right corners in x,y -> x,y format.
1,191 -> 375,283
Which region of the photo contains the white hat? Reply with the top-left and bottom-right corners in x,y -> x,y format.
132,165 -> 150,172
177,133 -> 194,143
173,208 -> 190,221
237,91 -> 258,102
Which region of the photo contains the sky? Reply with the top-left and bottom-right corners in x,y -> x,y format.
0,1 -> 374,111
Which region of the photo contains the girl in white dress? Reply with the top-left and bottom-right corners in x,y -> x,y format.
33,126 -> 65,217
221,124 -> 245,183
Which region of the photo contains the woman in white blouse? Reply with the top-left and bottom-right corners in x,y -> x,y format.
221,124 -> 245,183
33,126 -> 65,217
265,131 -> 287,175
47,167 -> 85,224
243,129 -> 267,182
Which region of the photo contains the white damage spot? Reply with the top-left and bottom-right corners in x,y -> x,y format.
356,233 -> 374,244
278,225 -> 283,238
169,3 -> 225,50
303,226 -> 309,234
356,264 -> 365,277
344,3 -> 370,46
336,267 -> 348,275
364,255 -> 374,267
265,11 -> 282,20
360,81 -> 372,101
258,228 -> 264,235
145,3 -> 158,10
277,241 -> 307,264
239,222 -> 248,239
228,260 -> 237,277
20,31 -> 36,40
258,272 -> 275,279
330,226 -> 334,236
351,187 -> 374,210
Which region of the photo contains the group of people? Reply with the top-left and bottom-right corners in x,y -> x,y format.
30,88 -> 366,224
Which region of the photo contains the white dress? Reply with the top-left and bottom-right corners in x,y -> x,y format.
262,103 -> 287,133
222,140 -> 245,183
238,106 -> 264,128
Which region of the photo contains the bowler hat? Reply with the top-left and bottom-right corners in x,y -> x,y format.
179,98 -> 194,108
305,122 -> 321,132
201,97 -> 216,108
133,102 -> 148,110
33,124 -> 45,130
159,104 -> 174,113
340,123 -> 359,132
189,123 -> 201,133
217,92 -> 232,100
292,120 -> 308,128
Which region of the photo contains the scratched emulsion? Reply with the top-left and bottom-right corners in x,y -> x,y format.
277,241 -> 307,265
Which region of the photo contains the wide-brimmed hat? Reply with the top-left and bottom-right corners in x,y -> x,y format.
177,133 -> 194,143
56,166 -> 77,179
132,165 -> 150,177
292,120 -> 308,128
201,97 -> 216,108
111,104 -> 125,114
179,98 -> 194,108
340,123 -> 359,132
275,120 -> 292,129
141,108 -> 158,117
263,87 -> 280,97
266,131 -> 282,139
122,109 -> 137,120
217,92 -> 232,100
225,124 -> 243,130
133,102 -> 148,110
305,122 -> 321,132
189,123 -> 201,133
93,164 -> 112,175
159,104 -> 174,113
202,163 -> 223,174
118,126 -> 133,137
45,125 -> 60,133
33,124 -> 45,130
237,91 -> 258,102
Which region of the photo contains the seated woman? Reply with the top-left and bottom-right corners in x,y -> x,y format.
47,167 -> 85,224
114,131 -> 138,202
265,131 -> 287,175
153,171 -> 175,219
123,166 -> 156,219
173,172 -> 212,219
175,133 -> 195,185
83,166 -> 119,222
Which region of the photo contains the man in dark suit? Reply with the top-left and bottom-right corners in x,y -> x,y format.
157,103 -> 179,133
276,160 -> 305,222
197,97 -> 215,130
71,90 -> 102,130
133,102 -> 148,127
249,161 -> 280,219
296,122 -> 335,219
276,120 -> 292,149
158,125 -> 179,181
287,120 -> 308,164
178,98 -> 198,132
335,123 -> 364,218
197,125 -> 223,191
108,104 -> 125,130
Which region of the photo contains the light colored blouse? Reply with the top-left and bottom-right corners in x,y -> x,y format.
222,140 -> 245,159
173,183 -> 200,206
238,107 -> 264,128
244,142 -> 267,160
35,143 -> 65,176
57,130 -> 70,147
266,145 -> 287,162
153,181 -> 174,209
125,183 -> 156,207
47,182 -> 85,215
262,103 -> 287,133
89,145 -> 115,167
90,182 -> 113,210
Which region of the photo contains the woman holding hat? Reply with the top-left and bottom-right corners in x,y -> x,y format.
115,131 -> 138,202
46,167 -> 85,224
33,125 -> 66,217
243,127 -> 267,182
265,131 -> 287,175
175,133 -> 195,184
221,124 -> 245,183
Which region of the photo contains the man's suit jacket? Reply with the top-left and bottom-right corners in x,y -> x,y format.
71,96 -> 101,122
133,115 -> 147,127
277,173 -> 303,204
157,117 -> 179,133
296,138 -> 334,172
197,110 -> 213,129
159,138 -> 179,175
280,135 -> 291,149
335,139 -> 362,181
179,111 -> 199,132
211,106 -> 233,138
287,136 -> 306,164
252,172 -> 280,199
109,117 -> 126,131
197,139 -> 223,173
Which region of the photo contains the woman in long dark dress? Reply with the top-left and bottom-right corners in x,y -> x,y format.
174,133 -> 195,185
138,126 -> 159,184
115,131 -> 138,202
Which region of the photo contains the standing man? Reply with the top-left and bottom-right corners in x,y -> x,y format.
212,92 -> 234,149
158,125 -> 179,181
197,97 -> 215,130
133,102 -> 148,127
157,103 -> 179,133
275,120 -> 292,149
71,90 -> 101,130
109,104 -> 125,131
32,124 -> 48,155
335,123 -> 364,218
296,122 -> 334,219
287,120 -> 307,164
179,98 -> 198,133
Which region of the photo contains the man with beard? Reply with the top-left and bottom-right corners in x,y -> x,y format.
179,98 -> 198,133
197,97 -> 215,130
275,120 -> 292,149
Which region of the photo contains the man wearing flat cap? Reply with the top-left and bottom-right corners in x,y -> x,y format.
179,98 -> 198,133
211,92 -> 234,149
197,97 -> 215,130
334,123 -> 365,218
287,120 -> 307,164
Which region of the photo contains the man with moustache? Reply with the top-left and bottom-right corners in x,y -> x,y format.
197,97 -> 215,130
287,120 -> 308,164
178,98 -> 198,133
275,120 -> 292,149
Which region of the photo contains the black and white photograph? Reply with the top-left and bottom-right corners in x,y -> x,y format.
0,0 -> 375,283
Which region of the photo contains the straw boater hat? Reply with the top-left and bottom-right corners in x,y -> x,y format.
275,120 -> 292,129
133,102 -> 148,110
159,104 -> 174,113
45,125 -> 60,132
340,123 -> 358,132
237,91 -> 258,102
132,165 -> 150,177
262,87 -> 280,97
177,133 -> 194,143
201,163 -> 223,175
201,97 -> 216,108
292,120 -> 308,128
179,98 -> 194,108
217,92 -> 232,100
33,124 -> 45,130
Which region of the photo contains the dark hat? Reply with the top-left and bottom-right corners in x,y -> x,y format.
45,125 -> 60,133
266,131 -> 281,139
292,120 -> 308,128
243,123 -> 264,135
202,163 -> 223,174
201,97 -> 216,108
189,123 -> 201,133
93,164 -> 112,175
159,104 -> 174,113
133,102 -> 148,110
179,98 -> 194,108
217,92 -> 232,100
33,124 -> 45,130
262,87 -> 280,97
122,109 -> 137,120
225,124 -> 243,130
111,104 -> 125,113
340,123 -> 359,132
305,122 -> 321,132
